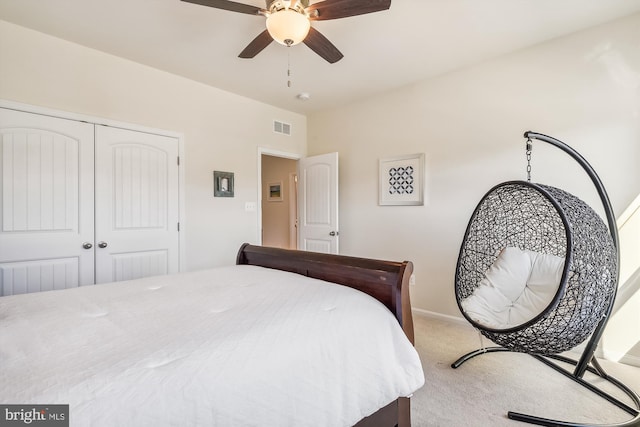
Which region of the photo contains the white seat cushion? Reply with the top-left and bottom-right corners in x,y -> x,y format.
460,247 -> 565,329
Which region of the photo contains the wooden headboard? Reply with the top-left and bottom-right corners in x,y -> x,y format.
236,243 -> 415,344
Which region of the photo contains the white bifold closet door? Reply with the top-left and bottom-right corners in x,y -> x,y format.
0,108 -> 179,295
94,125 -> 179,284
0,109 -> 95,293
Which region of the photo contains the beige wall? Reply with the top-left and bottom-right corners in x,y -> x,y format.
261,155 -> 297,249
0,20 -> 307,271
2,13 -> 639,365
308,13 -> 640,365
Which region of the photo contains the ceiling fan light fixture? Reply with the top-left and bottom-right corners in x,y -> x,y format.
266,9 -> 310,46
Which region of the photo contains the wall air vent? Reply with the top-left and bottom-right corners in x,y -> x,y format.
273,120 -> 291,136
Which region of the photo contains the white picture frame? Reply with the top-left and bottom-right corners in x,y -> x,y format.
268,181 -> 283,202
379,153 -> 425,206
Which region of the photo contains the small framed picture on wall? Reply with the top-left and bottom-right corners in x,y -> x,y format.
268,181 -> 283,202
214,171 -> 234,197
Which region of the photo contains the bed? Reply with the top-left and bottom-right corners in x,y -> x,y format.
0,244 -> 424,426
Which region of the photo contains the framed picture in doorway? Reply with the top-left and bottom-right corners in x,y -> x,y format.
379,153 -> 425,206
268,182 -> 283,202
214,171 -> 234,197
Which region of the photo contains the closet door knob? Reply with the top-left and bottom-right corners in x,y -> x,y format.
98,241 -> 108,249
82,242 -> 93,249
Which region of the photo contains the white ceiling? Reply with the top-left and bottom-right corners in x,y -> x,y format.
2,0 -> 640,114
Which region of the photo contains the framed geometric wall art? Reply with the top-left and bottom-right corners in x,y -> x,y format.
379,153 -> 425,206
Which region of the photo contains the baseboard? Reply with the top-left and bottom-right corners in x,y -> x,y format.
566,342 -> 640,368
413,308 -> 640,368
603,349 -> 640,368
619,354 -> 640,367
412,307 -> 468,326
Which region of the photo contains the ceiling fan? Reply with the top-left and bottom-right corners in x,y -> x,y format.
181,0 -> 392,63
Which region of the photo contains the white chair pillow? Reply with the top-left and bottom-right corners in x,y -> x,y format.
461,247 -> 565,329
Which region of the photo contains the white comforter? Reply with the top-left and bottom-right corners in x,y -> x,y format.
0,265 -> 424,427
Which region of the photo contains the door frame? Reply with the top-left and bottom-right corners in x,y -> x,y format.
288,172 -> 298,249
0,99 -> 187,272
257,147 -> 301,247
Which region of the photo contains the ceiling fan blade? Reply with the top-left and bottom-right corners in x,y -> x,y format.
238,30 -> 274,58
303,27 -> 343,63
307,0 -> 391,21
181,0 -> 264,15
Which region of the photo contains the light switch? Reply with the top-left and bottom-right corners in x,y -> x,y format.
245,202 -> 257,212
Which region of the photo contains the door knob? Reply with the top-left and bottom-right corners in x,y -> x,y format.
82,242 -> 93,249
98,241 -> 108,248
329,231 -> 339,236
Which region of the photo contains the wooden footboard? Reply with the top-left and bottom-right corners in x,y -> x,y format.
236,243 -> 414,343
236,244 -> 415,427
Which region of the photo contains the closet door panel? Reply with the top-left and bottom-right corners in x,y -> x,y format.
0,108 -> 95,295
94,125 -> 179,284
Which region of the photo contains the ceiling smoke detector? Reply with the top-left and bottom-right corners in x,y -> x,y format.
296,92 -> 311,101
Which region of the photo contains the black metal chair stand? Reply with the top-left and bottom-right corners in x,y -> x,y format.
451,131 -> 640,427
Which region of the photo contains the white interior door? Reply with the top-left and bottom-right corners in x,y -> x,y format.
94,125 -> 179,284
0,108 -> 95,295
297,152 -> 339,254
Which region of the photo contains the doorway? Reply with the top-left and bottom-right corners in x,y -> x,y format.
259,149 -> 339,254
261,154 -> 298,249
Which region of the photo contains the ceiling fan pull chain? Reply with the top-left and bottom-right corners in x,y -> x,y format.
287,47 -> 292,88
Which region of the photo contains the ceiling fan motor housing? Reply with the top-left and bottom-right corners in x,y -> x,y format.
266,8 -> 310,46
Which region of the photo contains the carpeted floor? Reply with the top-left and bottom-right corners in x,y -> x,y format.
410,313 -> 640,426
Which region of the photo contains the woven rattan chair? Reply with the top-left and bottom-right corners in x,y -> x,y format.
451,132 -> 639,427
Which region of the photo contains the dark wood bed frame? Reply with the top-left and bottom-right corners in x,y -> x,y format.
236,243 -> 416,427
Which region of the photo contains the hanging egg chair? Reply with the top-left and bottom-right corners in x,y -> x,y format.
451,131 -> 639,427
455,180 -> 617,354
